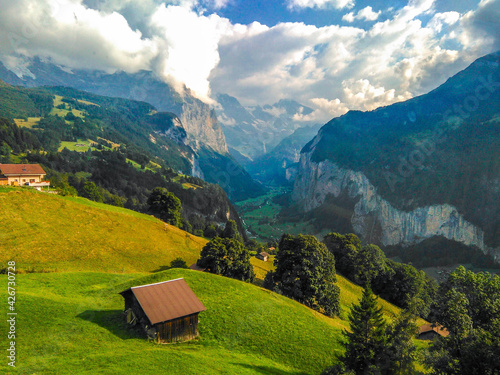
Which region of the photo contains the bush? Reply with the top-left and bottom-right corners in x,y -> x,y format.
170,257 -> 188,269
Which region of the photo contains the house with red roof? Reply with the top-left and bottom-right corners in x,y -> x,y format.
0,164 -> 50,190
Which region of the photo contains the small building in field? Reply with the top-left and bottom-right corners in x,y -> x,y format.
256,251 -> 270,262
0,164 -> 50,190
418,324 -> 449,340
119,278 -> 206,343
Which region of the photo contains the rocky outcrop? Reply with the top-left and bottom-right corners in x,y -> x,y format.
292,151 -> 498,260
181,101 -> 228,154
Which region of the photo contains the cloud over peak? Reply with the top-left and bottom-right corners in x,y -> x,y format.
0,0 -> 499,122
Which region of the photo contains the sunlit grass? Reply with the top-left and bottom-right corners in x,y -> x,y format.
0,189 -> 207,272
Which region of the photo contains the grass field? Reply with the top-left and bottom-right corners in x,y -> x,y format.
0,189 -> 430,374
50,95 -> 85,118
58,139 -> 97,152
236,189 -> 330,242
13,117 -> 41,128
0,268 -> 430,375
0,189 -> 207,272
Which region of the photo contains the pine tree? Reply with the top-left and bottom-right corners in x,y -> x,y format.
342,284 -> 387,375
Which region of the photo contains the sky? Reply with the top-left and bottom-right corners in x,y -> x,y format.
0,0 -> 499,122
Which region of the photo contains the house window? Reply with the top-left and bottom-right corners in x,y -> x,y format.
30,179 -> 35,183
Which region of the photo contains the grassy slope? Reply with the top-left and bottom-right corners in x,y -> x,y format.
0,188 -> 207,272
0,269 -> 428,375
0,269 -> 404,375
0,189 -> 429,374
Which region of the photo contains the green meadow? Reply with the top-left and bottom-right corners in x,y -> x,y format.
0,189 -> 429,374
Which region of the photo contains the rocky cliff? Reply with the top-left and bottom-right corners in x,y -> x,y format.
292,152 -> 495,259
291,52 -> 500,263
180,100 -> 228,154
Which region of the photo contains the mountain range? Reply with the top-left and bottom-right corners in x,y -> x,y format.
0,57 -> 264,201
1,51 -> 499,266
215,93 -> 317,161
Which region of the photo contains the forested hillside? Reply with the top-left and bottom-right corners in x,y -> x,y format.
0,82 -> 245,237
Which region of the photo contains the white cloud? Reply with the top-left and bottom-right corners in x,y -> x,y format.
459,0 -> 500,52
150,4 -> 231,100
342,12 -> 355,22
343,6 -> 381,22
293,97 -> 349,122
0,0 -> 232,101
428,11 -> 460,33
0,0 -> 156,73
286,0 -> 355,10
0,0 -> 498,121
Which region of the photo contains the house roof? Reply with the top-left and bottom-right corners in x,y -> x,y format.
418,324 -> 449,337
119,278 -> 206,325
259,252 -> 270,257
0,164 -> 46,176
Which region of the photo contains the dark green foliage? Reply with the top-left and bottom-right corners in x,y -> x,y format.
147,187 -> 182,227
197,237 -> 255,282
265,234 -> 340,317
434,266 -> 500,331
372,260 -> 438,319
324,232 -> 437,318
0,117 -> 41,158
326,290 -> 420,375
0,83 -> 53,118
222,220 -> 243,243
81,181 -> 104,202
386,236 -> 500,269
170,257 -> 188,269
323,232 -> 360,278
341,285 -> 387,374
383,301 -> 420,375
323,233 -> 386,285
203,224 -> 220,239
352,244 -> 386,285
425,266 -> 500,374
245,239 -> 265,254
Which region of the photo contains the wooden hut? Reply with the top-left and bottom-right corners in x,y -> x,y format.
418,324 -> 449,340
256,252 -> 270,262
119,278 -> 206,343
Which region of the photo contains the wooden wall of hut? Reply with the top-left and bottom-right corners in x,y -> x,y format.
155,313 -> 200,343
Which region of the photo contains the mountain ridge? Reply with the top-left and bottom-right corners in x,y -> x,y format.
291,51 -> 500,263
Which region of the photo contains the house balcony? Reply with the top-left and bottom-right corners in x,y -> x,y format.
27,181 -> 50,190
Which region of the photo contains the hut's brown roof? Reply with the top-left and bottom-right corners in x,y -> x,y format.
418,324 -> 449,337
120,278 -> 206,325
259,252 -> 270,257
0,164 -> 46,176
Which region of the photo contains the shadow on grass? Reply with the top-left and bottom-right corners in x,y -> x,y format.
77,310 -> 145,340
151,265 -> 170,272
232,363 -> 308,375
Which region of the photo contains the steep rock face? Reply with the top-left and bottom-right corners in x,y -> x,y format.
180,101 -> 228,154
292,151 -> 496,259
